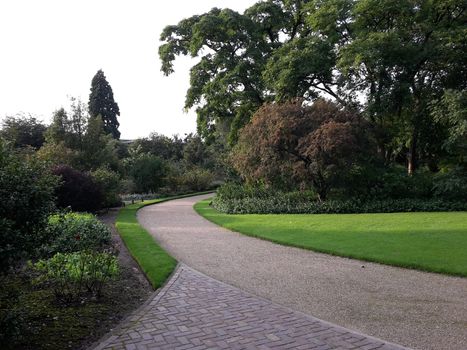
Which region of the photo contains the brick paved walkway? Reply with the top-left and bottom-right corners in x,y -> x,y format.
92,265 -> 406,350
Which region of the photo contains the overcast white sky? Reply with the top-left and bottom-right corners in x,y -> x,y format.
0,0 -> 256,139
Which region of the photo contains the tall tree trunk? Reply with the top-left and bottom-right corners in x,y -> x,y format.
407,129 -> 417,175
408,89 -> 422,176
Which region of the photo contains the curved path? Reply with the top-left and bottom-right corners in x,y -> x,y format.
136,194 -> 467,350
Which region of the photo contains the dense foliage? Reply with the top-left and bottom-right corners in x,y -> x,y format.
43,212 -> 112,256
40,98 -> 120,171
0,115 -> 47,150
0,141 -> 58,274
122,132 -> 222,195
231,99 -> 373,200
212,181 -> 467,214
160,0 -> 466,174
90,167 -> 122,208
52,165 -> 103,212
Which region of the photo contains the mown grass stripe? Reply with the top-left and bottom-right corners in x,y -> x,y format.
195,199 -> 467,277
116,192 -> 213,289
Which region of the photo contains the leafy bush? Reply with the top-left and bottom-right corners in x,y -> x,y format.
0,141 -> 58,274
130,155 -> 167,193
43,212 -> 112,256
179,167 -> 214,191
432,168 -> 467,201
90,167 -> 122,208
119,178 -> 137,194
52,165 -> 103,212
213,182 -> 467,214
370,168 -> 434,199
215,182 -> 315,201
212,196 -> 467,214
32,251 -> 119,301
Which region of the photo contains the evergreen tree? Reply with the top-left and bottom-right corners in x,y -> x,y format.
88,70 -> 121,139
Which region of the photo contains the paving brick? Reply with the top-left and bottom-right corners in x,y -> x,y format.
91,265 -> 407,350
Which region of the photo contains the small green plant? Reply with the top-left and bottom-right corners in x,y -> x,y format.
32,251 -> 119,301
43,212 -> 112,256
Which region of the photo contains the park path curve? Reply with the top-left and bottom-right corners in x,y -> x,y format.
93,264 -> 405,350
136,194 -> 467,350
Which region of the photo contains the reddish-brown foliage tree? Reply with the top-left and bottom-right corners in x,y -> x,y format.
231,99 -> 372,200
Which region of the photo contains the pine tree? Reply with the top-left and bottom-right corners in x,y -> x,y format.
88,70 -> 121,139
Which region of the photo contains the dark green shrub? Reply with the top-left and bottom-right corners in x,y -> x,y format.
0,141 -> 58,274
212,195 -> 467,214
32,251 -> 119,301
433,169 -> 467,201
130,155 -> 167,193
43,212 -> 112,256
90,167 -> 122,207
216,182 -> 315,201
179,167 -> 214,191
216,182 -> 273,200
120,178 -> 137,194
52,165 -> 103,212
367,167 -> 434,200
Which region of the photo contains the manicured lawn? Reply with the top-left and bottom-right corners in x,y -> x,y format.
116,192 -> 213,288
195,199 -> 467,277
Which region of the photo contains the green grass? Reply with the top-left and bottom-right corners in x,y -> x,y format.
116,192 -> 213,288
195,199 -> 467,277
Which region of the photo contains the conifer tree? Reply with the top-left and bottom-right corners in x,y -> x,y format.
88,70 -> 121,139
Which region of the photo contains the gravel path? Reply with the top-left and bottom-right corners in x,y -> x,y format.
138,194 -> 467,350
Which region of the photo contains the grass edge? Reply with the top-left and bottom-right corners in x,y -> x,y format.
194,199 -> 467,278
116,191 -> 214,289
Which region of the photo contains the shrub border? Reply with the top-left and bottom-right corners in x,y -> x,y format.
115,191 -> 213,289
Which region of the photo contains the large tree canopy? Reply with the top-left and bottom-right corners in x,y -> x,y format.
0,114 -> 47,150
159,2 -> 311,144
333,0 -> 467,173
159,0 -> 466,174
88,70 -> 121,139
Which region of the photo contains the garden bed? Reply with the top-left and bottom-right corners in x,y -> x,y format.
0,209 -> 152,350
